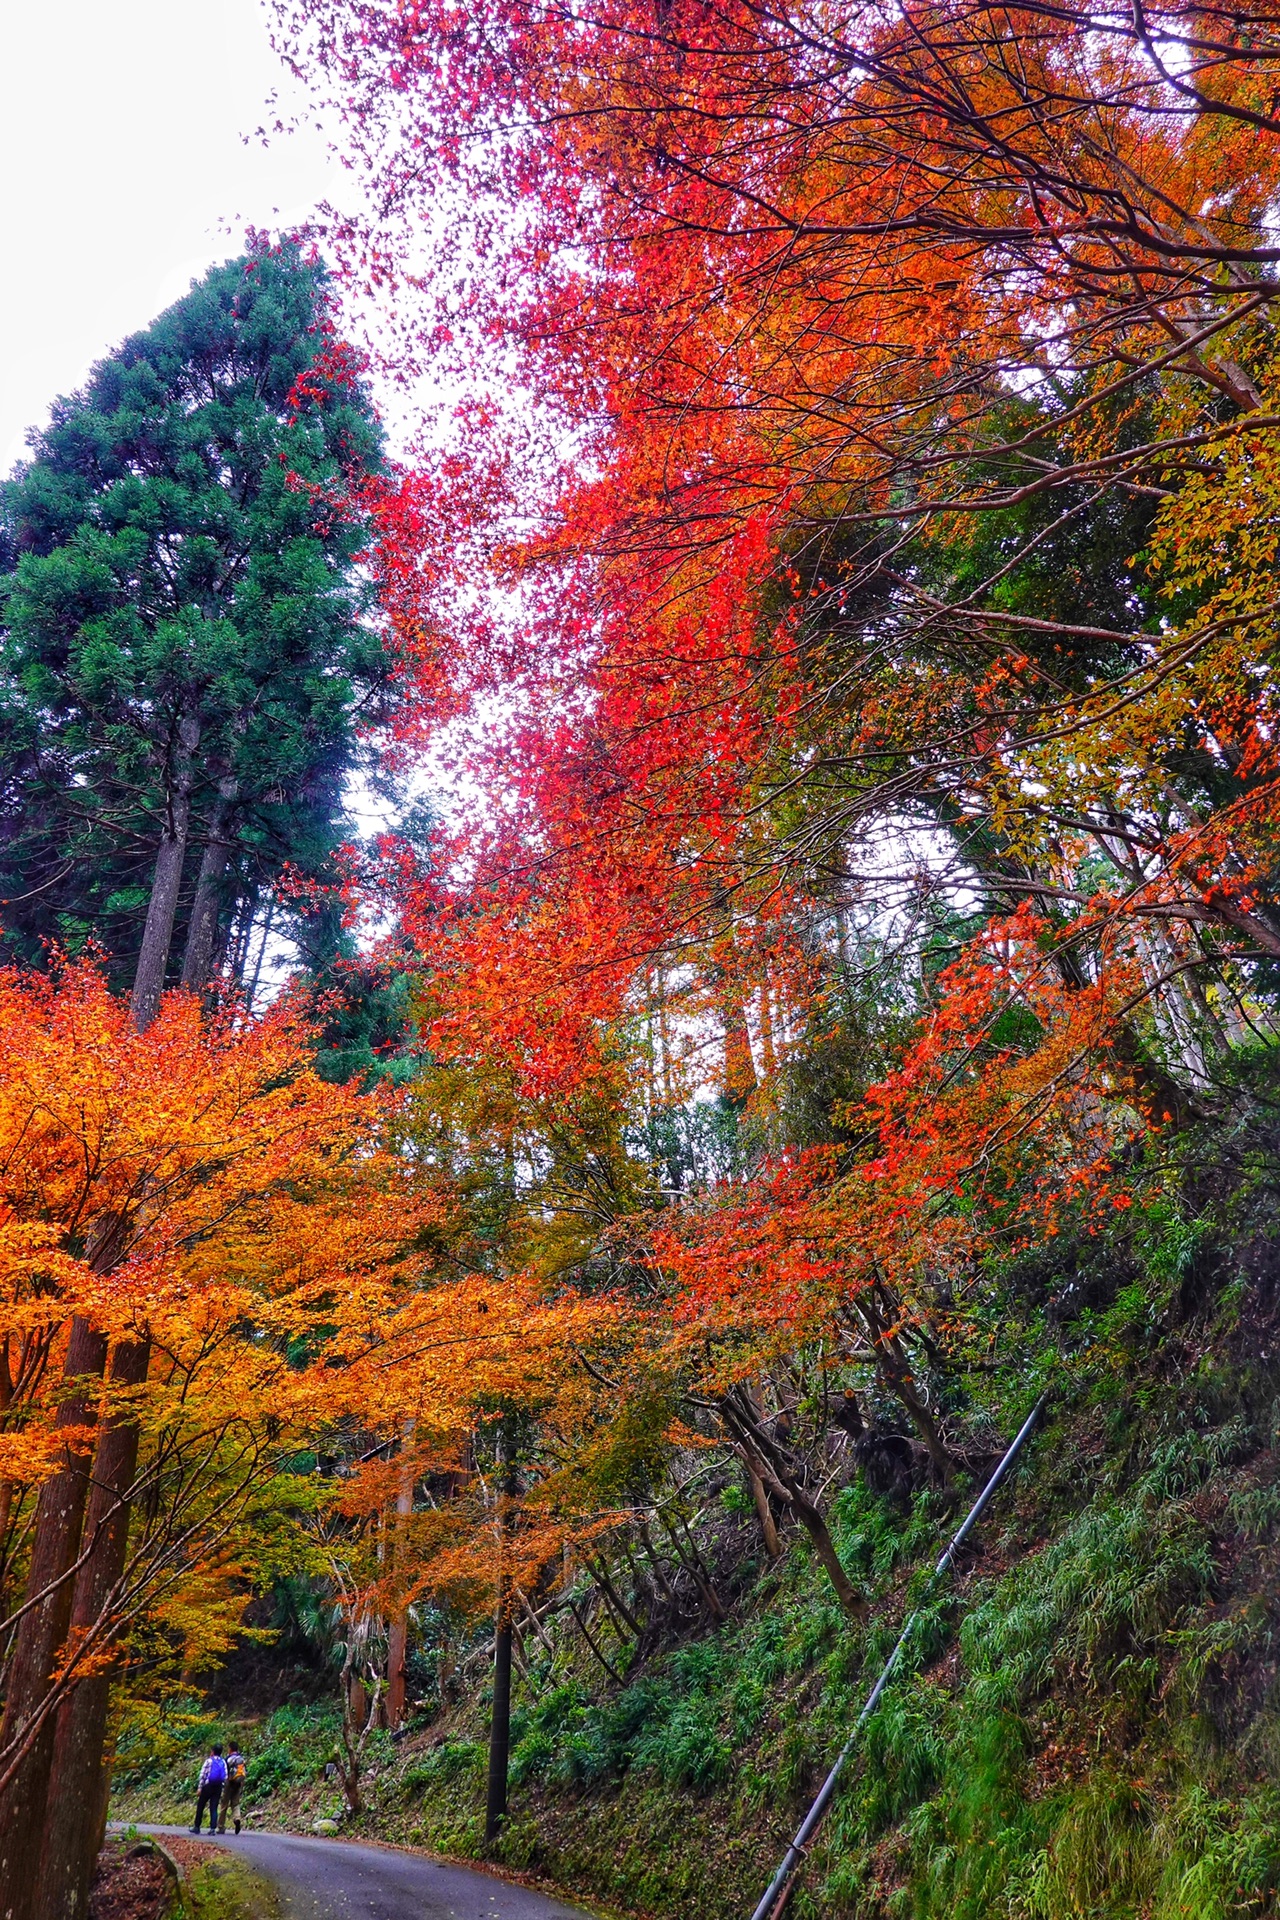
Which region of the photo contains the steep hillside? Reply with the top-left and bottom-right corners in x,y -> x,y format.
115,1162 -> 1280,1919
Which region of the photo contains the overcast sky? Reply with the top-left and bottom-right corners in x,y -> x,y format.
0,0 -> 337,473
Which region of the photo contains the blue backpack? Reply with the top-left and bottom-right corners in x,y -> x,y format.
209,1755 -> 227,1784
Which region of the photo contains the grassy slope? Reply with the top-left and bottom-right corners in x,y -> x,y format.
115,1224 -> 1280,1919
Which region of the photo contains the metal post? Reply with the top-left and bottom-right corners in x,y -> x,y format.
749,1394 -> 1047,1920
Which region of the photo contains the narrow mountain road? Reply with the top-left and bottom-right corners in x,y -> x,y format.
135,1826 -> 599,1920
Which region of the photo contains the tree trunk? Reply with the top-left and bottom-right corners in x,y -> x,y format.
723,998 -> 757,1101
854,1290 -> 953,1488
749,1441 -> 864,1617
568,1594 -> 622,1681
484,1430 -> 519,1850
243,899 -> 276,1013
131,712 -> 200,1033
338,1650 -> 374,1817
0,1318 -> 108,1920
585,1554 -> 642,1637
658,1511 -> 727,1623
34,1337 -> 150,1920
179,781 -> 236,992
347,1674 -> 369,1737
385,1613 -> 408,1731
484,1608 -> 513,1846
385,1422 -> 415,1730
758,980 -> 777,1077
719,1391 -> 865,1620
37,722 -> 211,1918
740,1451 -> 782,1557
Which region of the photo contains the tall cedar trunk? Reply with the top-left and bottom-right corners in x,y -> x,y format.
243,899 -> 275,1012
34,1337 -> 150,1920
385,1614 -> 408,1731
130,712 -> 200,1034
0,1319 -> 108,1920
179,781 -> 236,992
484,1430 -> 518,1848
485,1612 -> 514,1846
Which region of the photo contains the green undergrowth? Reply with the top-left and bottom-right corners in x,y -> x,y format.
805,1402 -> 1280,1918
113,1699 -> 379,1831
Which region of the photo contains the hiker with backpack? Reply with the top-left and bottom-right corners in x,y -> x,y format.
219,1747 -> 247,1833
192,1744 -> 227,1833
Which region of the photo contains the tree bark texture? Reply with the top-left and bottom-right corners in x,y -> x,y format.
484,1607 -> 514,1846
179,780 -> 236,992
131,711 -> 200,1033
741,1451 -> 782,1557
386,1612 -> 408,1731
385,1420 -> 416,1730
0,1319 -> 108,1920
34,1336 -> 151,1920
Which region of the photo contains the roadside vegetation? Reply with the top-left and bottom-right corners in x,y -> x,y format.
114,1172 -> 1280,1915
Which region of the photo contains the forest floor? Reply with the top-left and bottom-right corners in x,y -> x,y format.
90,1840 -> 175,1920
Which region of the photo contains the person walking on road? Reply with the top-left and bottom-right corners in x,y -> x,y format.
192,1745 -> 227,1833
219,1746 -> 247,1833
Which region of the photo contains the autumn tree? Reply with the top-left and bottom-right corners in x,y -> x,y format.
308,1242 -> 631,1834
275,0 -> 1280,1026
0,962 -> 424,1920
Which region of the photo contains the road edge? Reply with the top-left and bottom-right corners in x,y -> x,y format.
116,1823 -> 630,1920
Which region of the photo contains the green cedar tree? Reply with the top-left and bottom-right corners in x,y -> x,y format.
0,240 -> 393,1020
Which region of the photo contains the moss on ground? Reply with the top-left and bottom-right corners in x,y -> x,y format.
181,1855 -> 280,1920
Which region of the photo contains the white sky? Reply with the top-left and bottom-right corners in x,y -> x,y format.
0,0 -> 338,475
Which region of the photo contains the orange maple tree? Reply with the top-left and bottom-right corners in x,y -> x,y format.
0,961 -> 428,1913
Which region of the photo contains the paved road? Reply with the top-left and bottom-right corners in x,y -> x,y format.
135,1826 -> 598,1920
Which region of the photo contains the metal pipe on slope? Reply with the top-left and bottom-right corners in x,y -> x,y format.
750,1393 -> 1049,1920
